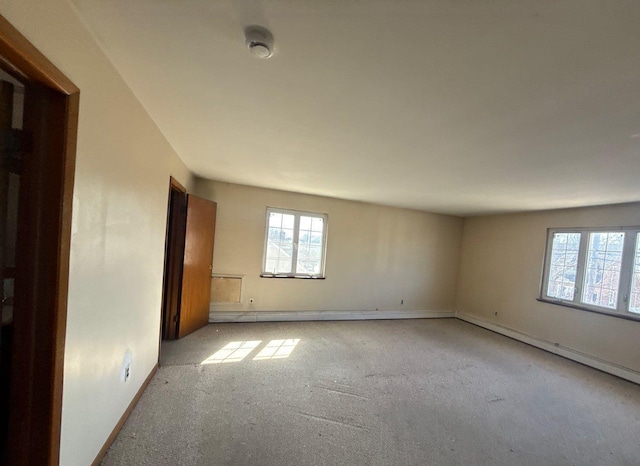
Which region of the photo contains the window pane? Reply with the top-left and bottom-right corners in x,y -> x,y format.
278,260 -> 292,273
311,217 -> 324,232
581,232 -> 624,309
630,233 -> 640,314
268,228 -> 293,243
298,231 -> 310,245
281,229 -> 294,242
296,260 -> 320,274
279,243 -> 293,257
264,245 -> 292,273
282,213 -> 295,229
309,246 -> 322,260
299,216 -> 311,230
546,232 -> 581,300
295,215 -> 324,275
268,212 -> 282,227
265,259 -> 277,274
268,227 -> 280,241
298,245 -> 310,261
296,261 -> 310,273
265,212 -> 295,273
264,209 -> 326,277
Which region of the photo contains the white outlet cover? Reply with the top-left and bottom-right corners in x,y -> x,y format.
120,349 -> 132,382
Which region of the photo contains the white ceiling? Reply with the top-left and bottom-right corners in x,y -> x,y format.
70,0 -> 640,216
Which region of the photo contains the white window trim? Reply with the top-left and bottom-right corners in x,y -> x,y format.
261,207 -> 328,279
540,226 -> 640,321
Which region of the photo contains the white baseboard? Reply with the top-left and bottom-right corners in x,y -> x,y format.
209,309 -> 455,323
456,312 -> 640,385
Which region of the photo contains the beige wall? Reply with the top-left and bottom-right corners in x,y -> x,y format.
457,202 -> 640,373
2,2 -> 637,465
0,1 -> 193,465
195,180 -> 463,313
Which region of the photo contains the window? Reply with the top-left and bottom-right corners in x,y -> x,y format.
262,207 -> 327,278
541,227 -> 640,319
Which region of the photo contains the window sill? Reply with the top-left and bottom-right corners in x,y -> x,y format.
260,274 -> 325,280
537,297 -> 640,322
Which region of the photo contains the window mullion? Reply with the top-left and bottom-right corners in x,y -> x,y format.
574,231 -> 589,304
292,214 -> 301,274
618,229 -> 636,313
319,214 -> 327,277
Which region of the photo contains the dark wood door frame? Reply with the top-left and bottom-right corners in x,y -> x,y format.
160,177 -> 187,342
0,14 -> 79,466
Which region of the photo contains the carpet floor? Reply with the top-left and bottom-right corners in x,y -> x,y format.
101,318 -> 640,466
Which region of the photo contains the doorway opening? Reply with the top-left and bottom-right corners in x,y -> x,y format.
0,15 -> 79,466
160,177 -> 187,343
159,179 -> 217,364
0,62 -> 25,462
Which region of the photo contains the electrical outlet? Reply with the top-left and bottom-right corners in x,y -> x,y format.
121,349 -> 132,382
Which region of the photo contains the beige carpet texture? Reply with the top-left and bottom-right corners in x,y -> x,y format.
101,319 -> 640,466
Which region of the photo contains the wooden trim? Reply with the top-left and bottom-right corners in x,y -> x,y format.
169,176 -> 186,193
49,90 -> 79,464
160,177 -> 187,341
90,364 -> 158,466
0,15 -> 79,95
0,13 -> 79,466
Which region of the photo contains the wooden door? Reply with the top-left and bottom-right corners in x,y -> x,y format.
177,195 -> 216,338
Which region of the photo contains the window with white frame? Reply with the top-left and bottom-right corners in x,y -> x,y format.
541,227 -> 640,319
262,208 -> 327,278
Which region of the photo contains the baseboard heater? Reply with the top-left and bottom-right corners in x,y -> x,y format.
209,309 -> 455,323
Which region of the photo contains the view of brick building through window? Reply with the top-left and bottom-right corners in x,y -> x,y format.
543,229 -> 640,318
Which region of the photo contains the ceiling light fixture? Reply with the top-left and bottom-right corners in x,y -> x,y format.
245,25 -> 274,59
